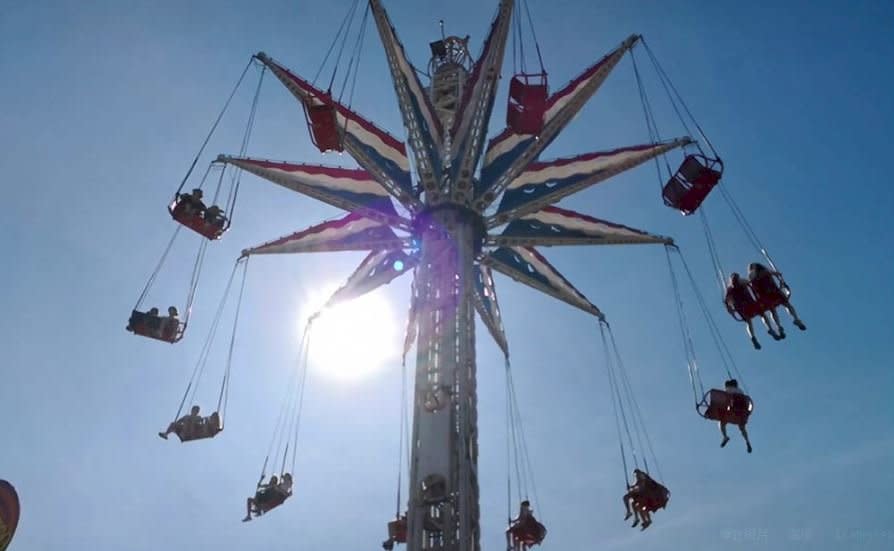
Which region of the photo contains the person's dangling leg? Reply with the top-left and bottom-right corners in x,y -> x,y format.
768,308 -> 785,338
744,319 -> 761,349
242,498 -> 254,522
784,302 -> 806,330
739,423 -> 753,454
759,313 -> 781,340
720,421 -> 730,447
158,422 -> 176,440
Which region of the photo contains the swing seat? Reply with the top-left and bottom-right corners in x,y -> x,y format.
169,195 -> 229,240
698,390 -> 753,426
751,275 -> 791,312
127,309 -> 184,343
304,101 -> 343,153
509,519 -> 547,547
254,488 -> 290,513
175,412 -> 223,442
634,481 -> 670,513
388,517 -> 408,543
728,281 -> 791,321
662,154 -> 723,215
506,74 -> 548,135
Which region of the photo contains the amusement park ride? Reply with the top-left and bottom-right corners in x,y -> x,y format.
127,1 -> 806,550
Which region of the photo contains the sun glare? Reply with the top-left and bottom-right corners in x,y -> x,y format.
302,287 -> 400,382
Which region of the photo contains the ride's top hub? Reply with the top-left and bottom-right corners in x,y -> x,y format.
412,205 -> 487,257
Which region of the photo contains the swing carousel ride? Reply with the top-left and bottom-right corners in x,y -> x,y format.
127,1 -> 807,549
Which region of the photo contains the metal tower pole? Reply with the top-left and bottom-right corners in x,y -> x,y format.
409,206 -> 482,551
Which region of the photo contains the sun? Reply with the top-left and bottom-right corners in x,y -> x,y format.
301,286 -> 400,382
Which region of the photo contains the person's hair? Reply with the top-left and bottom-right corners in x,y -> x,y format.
725,379 -> 738,388
521,500 -> 530,507
193,188 -> 203,197
191,405 -> 200,413
729,272 -> 741,285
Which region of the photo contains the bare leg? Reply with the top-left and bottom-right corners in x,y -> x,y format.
759,313 -> 781,340
243,498 -> 254,522
768,308 -> 785,337
744,319 -> 761,349
623,492 -> 633,519
739,423 -> 753,453
640,508 -> 652,530
158,422 -> 175,440
720,421 -> 730,447
784,302 -> 806,330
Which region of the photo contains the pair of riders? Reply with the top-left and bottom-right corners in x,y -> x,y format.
725,262 -> 806,349
243,473 -> 293,521
177,188 -> 225,228
623,469 -> 669,530
128,306 -> 180,341
158,405 -> 220,441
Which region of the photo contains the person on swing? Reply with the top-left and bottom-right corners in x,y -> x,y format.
506,500 -> 545,551
747,262 -> 806,336
158,405 -> 202,440
724,272 -> 780,349
720,379 -> 753,453
243,473 -> 293,521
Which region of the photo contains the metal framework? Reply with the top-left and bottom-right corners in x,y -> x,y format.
219,2 -> 690,549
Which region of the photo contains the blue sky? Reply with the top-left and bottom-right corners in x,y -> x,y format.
2,1 -> 893,550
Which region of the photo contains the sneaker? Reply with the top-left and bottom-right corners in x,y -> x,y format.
631,519 -> 639,528
769,330 -> 782,341
778,329 -> 787,339
794,320 -> 806,331
624,512 -> 632,520
751,338 -> 762,350
721,436 -> 730,448
242,516 -> 252,523
747,443 -> 753,454
158,432 -> 168,440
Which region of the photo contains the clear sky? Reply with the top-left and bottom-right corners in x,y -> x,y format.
2,1 -> 893,550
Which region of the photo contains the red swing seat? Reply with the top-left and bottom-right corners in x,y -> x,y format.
633,480 -> 670,513
506,73 -> 548,135
388,517 -> 408,543
169,195 -> 229,240
127,309 -> 184,343
304,99 -> 343,153
727,278 -> 791,321
509,518 -> 547,547
698,389 -> 753,426
662,154 -> 723,215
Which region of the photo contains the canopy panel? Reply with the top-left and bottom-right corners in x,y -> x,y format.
473,264 -> 509,357
219,156 -> 406,228
369,0 -> 443,187
447,0 -> 513,187
490,139 -> 691,226
319,248 -> 417,312
492,206 -> 672,247
476,35 -> 639,205
255,52 -> 416,207
242,212 -> 403,255
483,246 -> 603,319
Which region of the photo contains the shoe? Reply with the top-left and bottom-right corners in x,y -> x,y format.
747,443 -> 753,454
158,432 -> 168,440
794,320 -> 806,331
751,338 -> 761,350
769,330 -> 782,341
242,516 -> 252,522
624,512 -> 632,520
779,329 -> 787,339
721,436 -> 730,448
631,519 -> 639,527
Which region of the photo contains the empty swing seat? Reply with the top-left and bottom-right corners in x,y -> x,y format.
699,389 -> 753,426
662,154 -> 723,215
305,101 -> 343,153
506,74 -> 548,135
127,309 -> 184,343
169,195 -> 229,240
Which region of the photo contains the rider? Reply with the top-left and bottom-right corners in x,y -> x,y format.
720,379 -> 753,453
623,469 -> 648,527
158,405 -> 202,440
724,272 -> 780,349
181,188 -> 207,215
748,262 -> 806,335
243,473 -> 293,522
